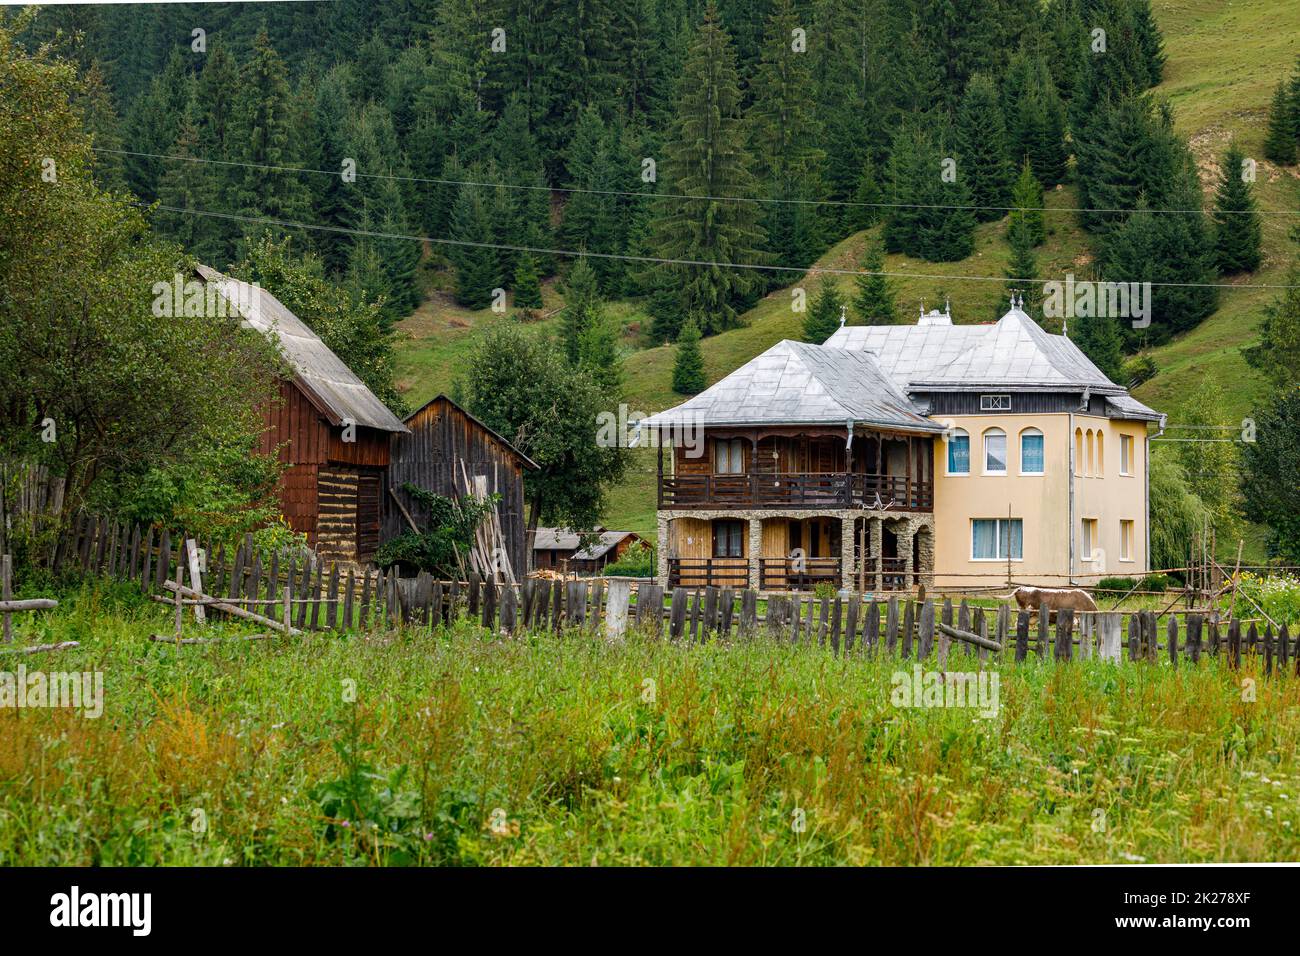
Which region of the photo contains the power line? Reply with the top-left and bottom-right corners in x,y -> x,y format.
99,146 -> 1300,218
143,202 -> 1300,290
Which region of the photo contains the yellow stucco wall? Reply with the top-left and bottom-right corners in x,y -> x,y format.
931,413 -> 1149,587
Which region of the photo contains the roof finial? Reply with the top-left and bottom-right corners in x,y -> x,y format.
1009,292 -> 1016,309
839,304 -> 847,327
944,297 -> 950,317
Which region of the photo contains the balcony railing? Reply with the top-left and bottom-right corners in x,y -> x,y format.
666,557 -> 750,589
757,557 -> 841,591
658,472 -> 932,512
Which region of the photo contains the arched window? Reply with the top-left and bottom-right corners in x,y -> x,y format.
1020,428 -> 1044,474
984,428 -> 1007,474
1074,428 -> 1083,476
947,428 -> 970,475
1096,432 -> 1105,475
1086,429 -> 1095,476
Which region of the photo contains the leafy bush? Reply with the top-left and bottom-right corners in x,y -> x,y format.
1096,576 -> 1138,594
1139,573 -> 1171,593
602,540 -> 655,577
375,483 -> 499,576
1233,572 -> 1300,626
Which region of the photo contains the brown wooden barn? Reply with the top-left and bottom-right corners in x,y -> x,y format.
197,265 -> 410,562
383,395 -> 536,581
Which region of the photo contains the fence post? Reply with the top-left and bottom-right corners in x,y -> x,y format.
2,554 -> 11,643
605,577 -> 631,641
1055,608 -> 1073,661
185,538 -> 205,624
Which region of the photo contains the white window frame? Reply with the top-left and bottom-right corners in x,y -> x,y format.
970,517 -> 1023,562
946,428 -> 970,476
1080,518 -> 1098,562
980,394 -> 1011,411
983,428 -> 1007,475
1120,519 -> 1134,562
714,438 -> 744,475
1120,434 -> 1134,476
1019,427 -> 1045,476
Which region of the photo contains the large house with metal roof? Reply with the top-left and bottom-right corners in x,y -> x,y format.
198,265 -> 409,563
643,300 -> 1163,592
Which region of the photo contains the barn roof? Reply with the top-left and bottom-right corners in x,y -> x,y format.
404,394 -> 540,470
197,265 -> 409,434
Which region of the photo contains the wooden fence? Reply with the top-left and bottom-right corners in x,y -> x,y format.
27,514 -> 1300,673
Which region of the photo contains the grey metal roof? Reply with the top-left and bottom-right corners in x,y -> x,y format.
197,265 -> 408,434
642,340 -> 943,433
534,527 -> 584,551
1105,394 -> 1164,423
534,527 -> 639,559
573,530 -> 641,561
825,306 -> 1122,393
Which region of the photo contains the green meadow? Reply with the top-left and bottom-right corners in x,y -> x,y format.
1,580 -> 1297,866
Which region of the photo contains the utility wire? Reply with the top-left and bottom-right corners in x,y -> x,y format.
99,146 -> 1300,218
142,202 -> 1300,290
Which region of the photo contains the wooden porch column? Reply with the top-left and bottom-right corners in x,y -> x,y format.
657,437 -> 664,508
870,518 -> 884,592
751,433 -> 760,504
905,435 -> 913,510
839,516 -> 854,591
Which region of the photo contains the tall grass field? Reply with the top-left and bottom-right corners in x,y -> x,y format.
1,581 -> 1297,866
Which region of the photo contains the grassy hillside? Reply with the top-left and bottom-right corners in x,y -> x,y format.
392,0 -> 1300,545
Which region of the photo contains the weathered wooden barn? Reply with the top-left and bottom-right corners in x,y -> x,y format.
384,395 -> 536,581
197,265 -> 410,563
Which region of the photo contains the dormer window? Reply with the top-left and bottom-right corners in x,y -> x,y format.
980,394 -> 1011,411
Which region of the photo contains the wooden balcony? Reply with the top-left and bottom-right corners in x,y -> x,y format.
658,472 -> 933,512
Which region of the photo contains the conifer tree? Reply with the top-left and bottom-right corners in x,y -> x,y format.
1263,79 -> 1298,165
1243,255 -> 1300,392
196,41 -> 238,158
847,154 -> 883,233
1211,143 -> 1262,274
448,180 -> 501,309
803,280 -> 845,343
647,4 -> 766,339
562,258 -> 602,364
577,311 -> 623,395
853,240 -> 897,325
513,254 -> 544,311
1004,222 -> 1041,323
747,0 -> 828,268
76,61 -> 127,193
156,96 -> 224,265
226,29 -> 310,237
1008,159 -> 1046,247
671,316 -> 706,395
1071,315 -> 1125,383
884,123 -> 977,262
954,73 -> 1014,223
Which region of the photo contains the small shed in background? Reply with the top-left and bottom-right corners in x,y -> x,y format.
198,265 -> 409,563
383,395 -> 536,581
534,527 -> 647,575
